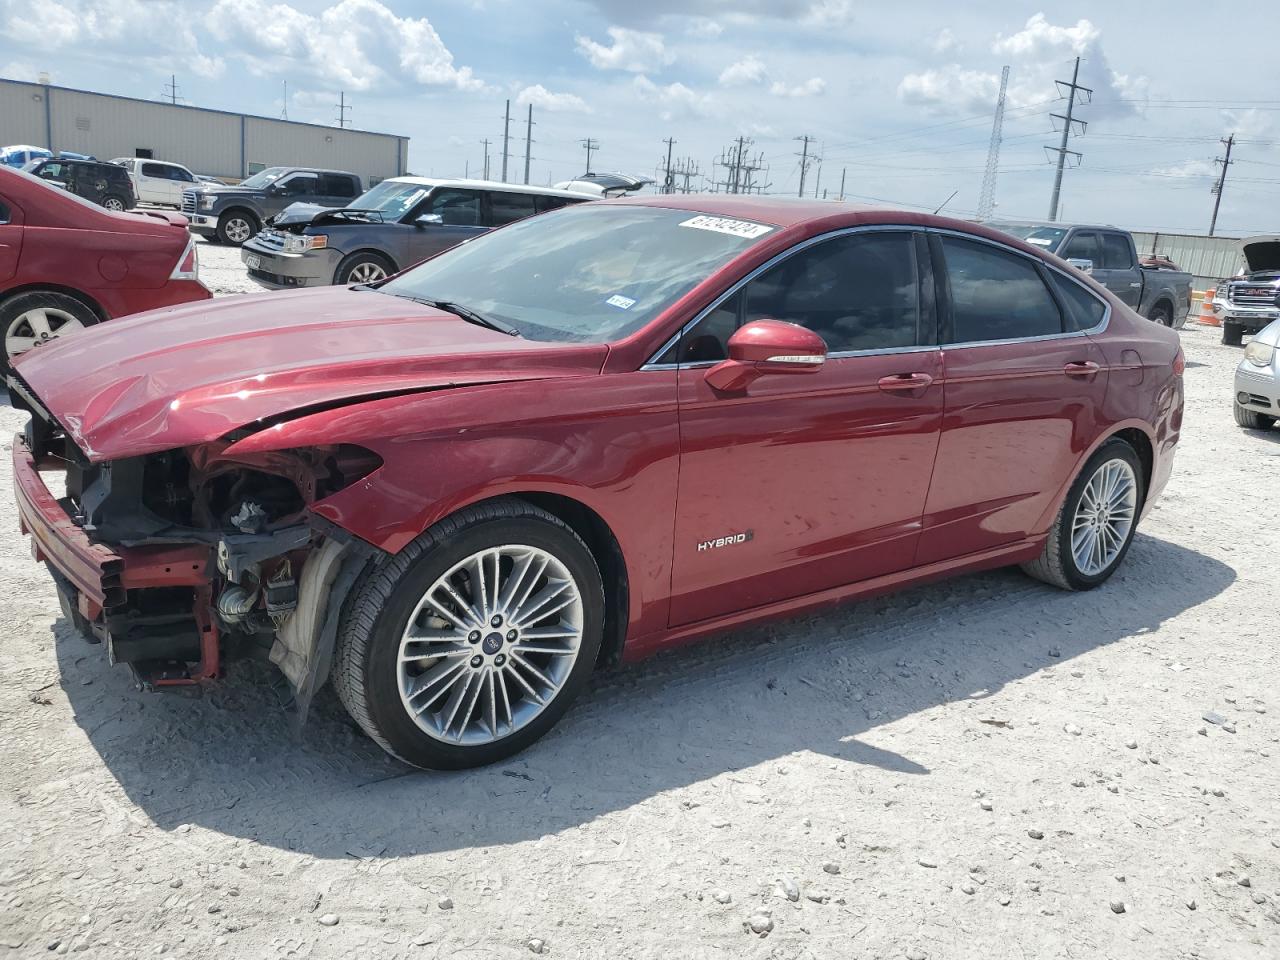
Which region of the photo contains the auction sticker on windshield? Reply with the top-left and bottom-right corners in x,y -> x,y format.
679,215 -> 774,240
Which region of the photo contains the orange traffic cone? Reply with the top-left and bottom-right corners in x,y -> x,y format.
1196,290 -> 1221,327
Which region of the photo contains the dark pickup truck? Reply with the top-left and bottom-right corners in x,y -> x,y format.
987,221 -> 1193,328
181,167 -> 362,245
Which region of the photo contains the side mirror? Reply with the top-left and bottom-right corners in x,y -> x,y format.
704,319 -> 826,392
1067,257 -> 1094,274
415,213 -> 443,228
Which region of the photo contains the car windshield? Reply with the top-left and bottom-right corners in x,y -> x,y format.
986,223 -> 1069,252
348,180 -> 432,219
380,204 -> 776,342
240,167 -> 288,188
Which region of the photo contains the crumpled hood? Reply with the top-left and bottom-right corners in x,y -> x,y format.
270,201 -> 332,227
13,287 -> 608,462
1241,236 -> 1280,275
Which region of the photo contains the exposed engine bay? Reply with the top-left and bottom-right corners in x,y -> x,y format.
12,379 -> 384,716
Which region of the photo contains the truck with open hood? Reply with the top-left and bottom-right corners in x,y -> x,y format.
1212,236 -> 1280,346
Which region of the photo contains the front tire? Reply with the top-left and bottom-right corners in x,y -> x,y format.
1,291 -> 98,375
332,498 -> 604,770
334,251 -> 395,286
1022,438 -> 1144,591
217,210 -> 258,246
1234,401 -> 1276,430
1222,322 -> 1244,346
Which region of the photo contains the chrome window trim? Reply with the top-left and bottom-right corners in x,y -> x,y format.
927,227 -> 1111,346
640,223 -> 922,371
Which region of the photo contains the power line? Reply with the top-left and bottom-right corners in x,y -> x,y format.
1210,134 -> 1235,237
977,65 -> 1010,220
1046,56 -> 1091,221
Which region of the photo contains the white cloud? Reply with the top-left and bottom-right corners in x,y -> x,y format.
719,56 -> 767,87
992,13 -> 1097,58
1148,160 -> 1215,179
931,27 -> 958,55
206,0 -> 481,92
685,17 -> 723,38
575,27 -> 674,73
898,66 -> 999,113
632,75 -> 713,119
516,84 -> 591,114
1,60 -> 38,82
801,0 -> 853,27
770,77 -> 826,98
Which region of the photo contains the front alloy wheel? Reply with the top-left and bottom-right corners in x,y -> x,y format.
333,498 -> 604,769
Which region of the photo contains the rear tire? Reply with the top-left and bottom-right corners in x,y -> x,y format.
1022,438 -> 1144,592
1147,302 -> 1173,327
101,195 -> 128,212
332,497 -> 605,770
1,291 -> 99,376
334,251 -> 395,286
1222,322 -> 1244,346
217,210 -> 258,246
1234,401 -> 1276,430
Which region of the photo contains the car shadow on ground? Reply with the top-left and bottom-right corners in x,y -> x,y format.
54,532 -> 1233,859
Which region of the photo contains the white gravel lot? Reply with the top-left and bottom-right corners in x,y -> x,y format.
0,244 -> 1277,959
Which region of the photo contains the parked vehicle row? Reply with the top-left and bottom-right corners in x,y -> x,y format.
985,221 -> 1193,328
111,157 -> 202,207
23,157 -> 136,211
183,166 -> 363,245
0,166 -> 210,373
241,177 -> 591,288
7,195 -> 1184,770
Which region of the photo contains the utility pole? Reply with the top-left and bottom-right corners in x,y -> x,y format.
838,167 -> 846,201
1045,56 -> 1091,221
977,65 -> 1010,220
279,80 -> 288,120
813,161 -> 822,199
335,91 -> 351,128
581,138 -> 599,174
795,135 -> 815,198
480,138 -> 491,180
1209,134 -> 1235,237
501,99 -> 511,182
661,137 -> 676,193
523,104 -> 535,185
163,74 -> 183,105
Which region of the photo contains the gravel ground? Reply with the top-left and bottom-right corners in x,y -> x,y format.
1,246 -> 1277,959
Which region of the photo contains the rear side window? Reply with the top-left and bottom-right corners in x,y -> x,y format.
279,175 -> 318,196
1100,233 -> 1133,269
323,174 -> 358,197
940,236 -> 1062,342
141,162 -> 167,177
535,194 -> 574,213
0,200 -> 9,224
427,188 -> 481,226
488,191 -> 538,227
1060,231 -> 1098,263
1051,273 -> 1108,331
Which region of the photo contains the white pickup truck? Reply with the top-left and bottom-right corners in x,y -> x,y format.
110,158 -> 201,208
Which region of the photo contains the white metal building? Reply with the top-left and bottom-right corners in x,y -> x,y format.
0,78 -> 408,186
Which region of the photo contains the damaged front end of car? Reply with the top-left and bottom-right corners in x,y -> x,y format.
10,378 -> 385,720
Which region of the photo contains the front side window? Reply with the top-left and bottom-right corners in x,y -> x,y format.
426,188 -> 481,226
277,175 -> 318,197
1100,233 -> 1133,269
170,166 -> 195,182
381,205 -> 773,342
141,162 -> 167,178
940,236 -> 1062,342
35,162 -> 62,179
1060,231 -> 1099,263
488,191 -> 538,227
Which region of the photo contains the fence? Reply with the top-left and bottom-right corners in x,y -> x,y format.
1131,231 -> 1246,290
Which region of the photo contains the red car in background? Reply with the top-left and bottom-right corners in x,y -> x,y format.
8,196 -> 1183,770
0,166 -> 209,373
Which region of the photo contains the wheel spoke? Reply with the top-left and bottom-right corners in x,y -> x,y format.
509,650 -> 554,690
432,580 -> 483,630
24,309 -> 52,340
408,659 -> 469,712
513,580 -> 573,627
5,335 -> 37,354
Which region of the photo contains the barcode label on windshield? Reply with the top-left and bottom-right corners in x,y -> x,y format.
679,215 -> 774,239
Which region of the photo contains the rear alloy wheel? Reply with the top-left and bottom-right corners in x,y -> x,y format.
217,211 -> 257,246
1022,438 -> 1144,591
1,291 -> 97,374
336,252 -> 393,285
101,195 -> 127,212
332,498 -> 604,770
1234,401 -> 1276,430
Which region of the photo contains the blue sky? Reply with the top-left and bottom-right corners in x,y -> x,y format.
2,0 -> 1278,235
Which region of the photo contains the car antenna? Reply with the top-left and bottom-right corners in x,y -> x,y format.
933,190 -> 959,215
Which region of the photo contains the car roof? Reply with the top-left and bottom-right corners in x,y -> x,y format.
986,219 -> 1121,231
382,176 -> 590,200
595,194 -> 894,228
274,167 -> 359,176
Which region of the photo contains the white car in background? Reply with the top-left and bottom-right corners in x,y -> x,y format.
111,158 -> 200,207
1234,318 -> 1280,430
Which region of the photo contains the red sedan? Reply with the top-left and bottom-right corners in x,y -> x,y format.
9,196 -> 1183,769
0,166 -> 209,373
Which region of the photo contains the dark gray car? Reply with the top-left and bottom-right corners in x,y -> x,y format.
240,177 -> 592,289
182,167 -> 362,246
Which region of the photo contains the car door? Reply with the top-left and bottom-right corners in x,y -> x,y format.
137,162 -> 171,204
668,229 -> 944,626
915,233 -> 1110,565
1097,231 -> 1142,308
405,187 -> 487,263
0,194 -> 23,282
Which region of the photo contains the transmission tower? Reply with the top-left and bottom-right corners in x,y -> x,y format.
977,65 -> 1010,220
673,157 -> 701,193
1045,57 -> 1091,221
715,138 -> 765,194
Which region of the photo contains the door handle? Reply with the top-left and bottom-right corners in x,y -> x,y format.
878,372 -> 934,392
1129,281 -> 1142,288
1063,361 -> 1101,377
